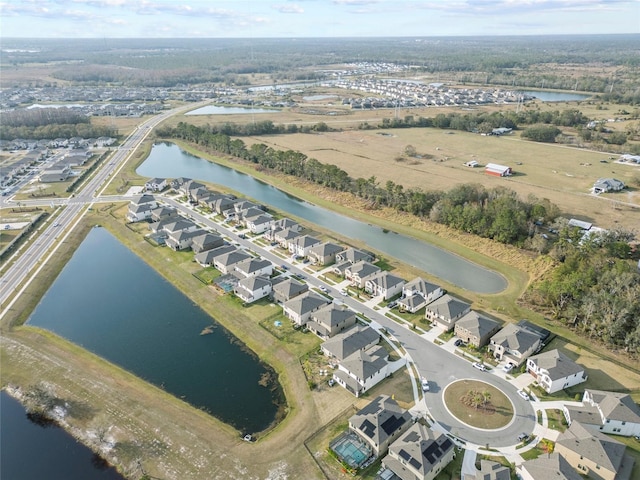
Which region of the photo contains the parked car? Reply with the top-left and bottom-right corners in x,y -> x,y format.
387,301 -> 397,309
502,362 -> 515,372
454,339 -> 463,347
472,362 -> 486,372
280,264 -> 288,270
339,289 -> 348,295
319,285 -> 328,293
421,377 -> 430,392
517,390 -> 530,400
517,433 -> 529,442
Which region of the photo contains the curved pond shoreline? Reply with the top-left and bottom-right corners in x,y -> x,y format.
138,142 -> 508,294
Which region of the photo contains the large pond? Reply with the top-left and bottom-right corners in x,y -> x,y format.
28,227 -> 283,435
185,105 -> 278,115
138,143 -> 507,294
0,391 -> 125,480
520,90 -> 591,102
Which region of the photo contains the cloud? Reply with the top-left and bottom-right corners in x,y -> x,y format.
406,0 -> 634,15
273,4 -> 305,14
332,0 -> 380,5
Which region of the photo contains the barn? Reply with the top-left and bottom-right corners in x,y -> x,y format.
485,163 -> 512,177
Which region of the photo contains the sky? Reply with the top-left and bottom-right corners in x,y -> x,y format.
1,0 -> 638,38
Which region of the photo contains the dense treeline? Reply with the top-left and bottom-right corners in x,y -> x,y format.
526,228 -> 640,353
165,122 -> 557,246
521,126 -> 562,143
0,123 -> 116,140
2,108 -> 89,127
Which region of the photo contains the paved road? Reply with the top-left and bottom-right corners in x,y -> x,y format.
2,103 -> 535,449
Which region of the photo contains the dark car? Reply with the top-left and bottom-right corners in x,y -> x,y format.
454,339 -> 463,347
517,433 -> 529,442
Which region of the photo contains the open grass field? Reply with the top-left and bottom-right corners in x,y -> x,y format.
443,379 -> 513,429
239,127 -> 640,230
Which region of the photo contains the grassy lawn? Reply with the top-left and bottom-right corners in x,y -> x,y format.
443,380 -> 513,429
519,440 -> 555,461
545,409 -> 568,432
192,266 -> 221,284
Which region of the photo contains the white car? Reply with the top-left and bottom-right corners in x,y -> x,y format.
339,289 -> 348,296
502,362 -> 515,373
319,285 -> 328,293
517,390 -> 530,400
472,362 -> 486,372
421,378 -> 430,392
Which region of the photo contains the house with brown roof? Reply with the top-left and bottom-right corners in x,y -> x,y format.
555,421 -> 635,480
526,349 -> 587,394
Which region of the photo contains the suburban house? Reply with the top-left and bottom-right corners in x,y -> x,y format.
191,232 -> 224,254
485,163 -> 512,177
210,196 -> 237,216
275,228 -> 302,248
170,177 -> 192,190
234,200 -> 259,214
526,349 -> 587,394
517,453 -> 582,480
234,257 -> 273,278
364,272 -> 406,300
131,194 -> 158,209
564,390 -> 640,437
189,185 -> 209,203
144,177 -> 167,192
265,218 -> 301,241
245,214 -> 274,234
282,291 -> 330,326
344,261 -> 381,289
308,242 -> 345,266
593,178 -> 625,194
213,250 -> 252,274
150,206 -> 178,222
454,311 -> 502,348
178,179 -> 205,197
321,325 -> 380,361
127,203 -> 156,223
488,323 -> 541,366
166,228 -> 207,251
333,345 -> 393,398
234,275 -> 272,304
288,234 -> 322,258
398,277 -> 444,313
194,245 -> 236,267
555,421 -> 635,480
383,423 -> 456,480
270,277 -> 308,304
336,247 -> 374,265
424,294 -> 471,331
463,460 -> 511,480
349,395 -> 413,458
158,218 -> 199,237
40,164 -> 72,182
306,304 -> 357,339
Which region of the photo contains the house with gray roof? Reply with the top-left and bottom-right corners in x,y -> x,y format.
40,164 -> 72,182
383,423 -> 455,480
349,394 -> 412,457
564,390 -> 640,437
245,213 -> 274,234
158,218 -> 199,237
454,311 -> 502,348
288,234 -> 321,258
306,304 -> 357,339
593,178 -> 625,194
334,345 -> 390,398
526,349 -> 587,394
210,196 -> 237,216
463,460 -> 511,480
398,277 -> 444,313
144,177 -> 167,192
365,272 -> 405,300
131,194 -> 158,208
213,250 -> 252,274
321,325 -> 380,361
265,218 -> 301,240
282,291 -> 330,326
234,257 -> 273,278
488,323 -> 541,366
126,203 -> 156,222
308,242 -> 345,266
191,232 -> 224,254
275,228 -> 302,248
234,275 -> 272,304
336,247 -> 374,265
517,453 -> 582,480
424,294 -> 471,332
194,245 -> 236,267
166,228 -> 207,251
345,261 -> 382,289
555,421 -> 635,480
270,277 -> 308,304
150,205 -> 178,222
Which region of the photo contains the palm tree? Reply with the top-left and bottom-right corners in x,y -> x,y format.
482,390 -> 492,407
